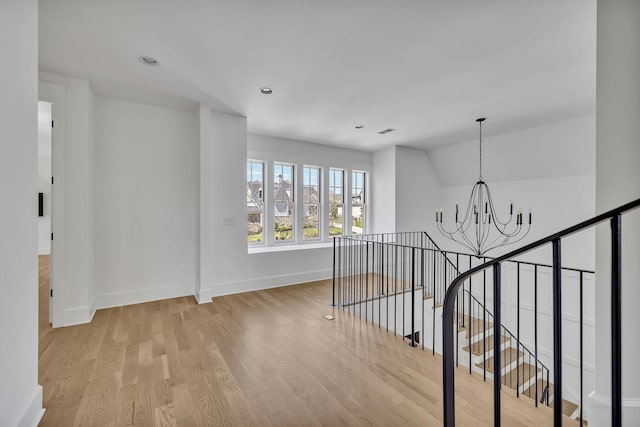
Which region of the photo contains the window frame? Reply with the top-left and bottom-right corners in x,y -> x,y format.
302,165 -> 322,241
273,162 -> 296,243
328,168 -> 345,237
351,170 -> 366,235
246,160 -> 265,245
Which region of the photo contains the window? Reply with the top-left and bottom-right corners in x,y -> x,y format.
329,169 -> 344,236
303,166 -> 320,240
352,171 -> 366,235
274,163 -> 295,241
247,161 -> 264,243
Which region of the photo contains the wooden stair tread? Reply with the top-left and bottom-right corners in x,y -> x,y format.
476,347 -> 524,373
502,362 -> 540,389
463,335 -> 509,356
550,399 -> 579,418
455,314 -> 493,337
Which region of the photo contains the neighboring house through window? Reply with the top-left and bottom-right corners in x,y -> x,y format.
274,163 -> 295,241
247,160 -> 264,243
329,168 -> 344,236
352,171 -> 366,234
303,166 -> 320,240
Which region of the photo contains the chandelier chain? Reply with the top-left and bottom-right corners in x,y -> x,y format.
479,119 -> 482,180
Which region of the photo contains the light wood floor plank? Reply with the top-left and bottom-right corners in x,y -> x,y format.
38,255 -> 578,426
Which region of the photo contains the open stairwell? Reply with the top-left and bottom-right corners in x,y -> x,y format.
455,302 -> 584,423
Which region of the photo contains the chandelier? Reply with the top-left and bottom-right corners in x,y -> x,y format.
436,118 -> 531,256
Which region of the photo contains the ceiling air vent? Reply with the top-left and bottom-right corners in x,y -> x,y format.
378,128 -> 395,135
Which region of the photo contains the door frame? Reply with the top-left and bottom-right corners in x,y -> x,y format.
39,80 -> 66,328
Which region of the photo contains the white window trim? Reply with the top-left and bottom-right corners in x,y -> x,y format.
246,158 -> 369,251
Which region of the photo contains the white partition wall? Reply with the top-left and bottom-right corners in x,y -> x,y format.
591,1 -> 640,425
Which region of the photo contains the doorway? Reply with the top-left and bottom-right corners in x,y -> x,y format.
37,101 -> 53,326
38,80 -> 66,328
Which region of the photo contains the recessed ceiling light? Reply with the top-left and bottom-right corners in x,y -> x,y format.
138,56 -> 158,66
354,124 -> 365,129
259,87 -> 273,95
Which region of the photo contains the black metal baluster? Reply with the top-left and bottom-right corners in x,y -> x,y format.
422,248 -> 425,350
483,266 -> 487,382
332,237 -> 336,306
433,250 -> 437,355
493,263 -> 502,427
394,245 -> 397,336
516,262 -> 520,397
579,270 -> 584,426
552,238 -> 562,427
469,261 -> 473,374
364,241 -> 368,322
410,248 -> 417,347
611,215 -> 622,427
534,264 -> 538,407
402,247 -> 406,340
456,253 -> 460,367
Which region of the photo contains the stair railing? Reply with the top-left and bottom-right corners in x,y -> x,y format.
442,197 -> 640,427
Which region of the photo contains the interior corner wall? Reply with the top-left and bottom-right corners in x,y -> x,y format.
395,146 -> 441,236
0,1 -> 44,426
38,72 -> 96,325
198,108 -> 248,300
94,97 -> 198,309
591,1 -> 640,425
371,147 -> 396,233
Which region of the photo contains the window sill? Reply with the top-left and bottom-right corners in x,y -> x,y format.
248,241 -> 333,254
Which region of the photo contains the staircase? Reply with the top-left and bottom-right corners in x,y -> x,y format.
332,230 -> 599,426
454,294 -> 583,422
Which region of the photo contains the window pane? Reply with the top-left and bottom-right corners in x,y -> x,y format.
247,161 -> 264,243
274,163 -> 294,241
303,166 -> 320,240
351,205 -> 364,235
303,204 -> 319,239
329,204 -> 343,236
329,168 -> 344,236
352,171 -> 365,234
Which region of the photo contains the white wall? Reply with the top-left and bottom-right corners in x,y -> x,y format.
38,102 -> 52,255
38,72 -> 96,325
429,115 -> 596,187
591,1 -> 640,425
0,1 -> 44,426
199,129 -> 372,300
94,97 -> 198,308
395,146 -> 442,236
371,147 -> 396,233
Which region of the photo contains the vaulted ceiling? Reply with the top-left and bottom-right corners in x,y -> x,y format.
39,0 -> 596,151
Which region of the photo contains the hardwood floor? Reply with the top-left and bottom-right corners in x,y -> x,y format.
38,255 -> 575,426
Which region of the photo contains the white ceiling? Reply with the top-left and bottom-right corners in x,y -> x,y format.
38,0 -> 596,151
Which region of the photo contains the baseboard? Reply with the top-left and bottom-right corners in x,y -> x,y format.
209,268 -> 332,298
195,287 -> 215,304
95,284 -> 194,310
10,385 -> 44,427
588,391 -> 640,426
63,304 -> 96,326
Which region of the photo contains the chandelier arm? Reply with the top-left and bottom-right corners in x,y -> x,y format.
484,184 -> 514,227
436,221 -> 478,253
483,223 -> 532,254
